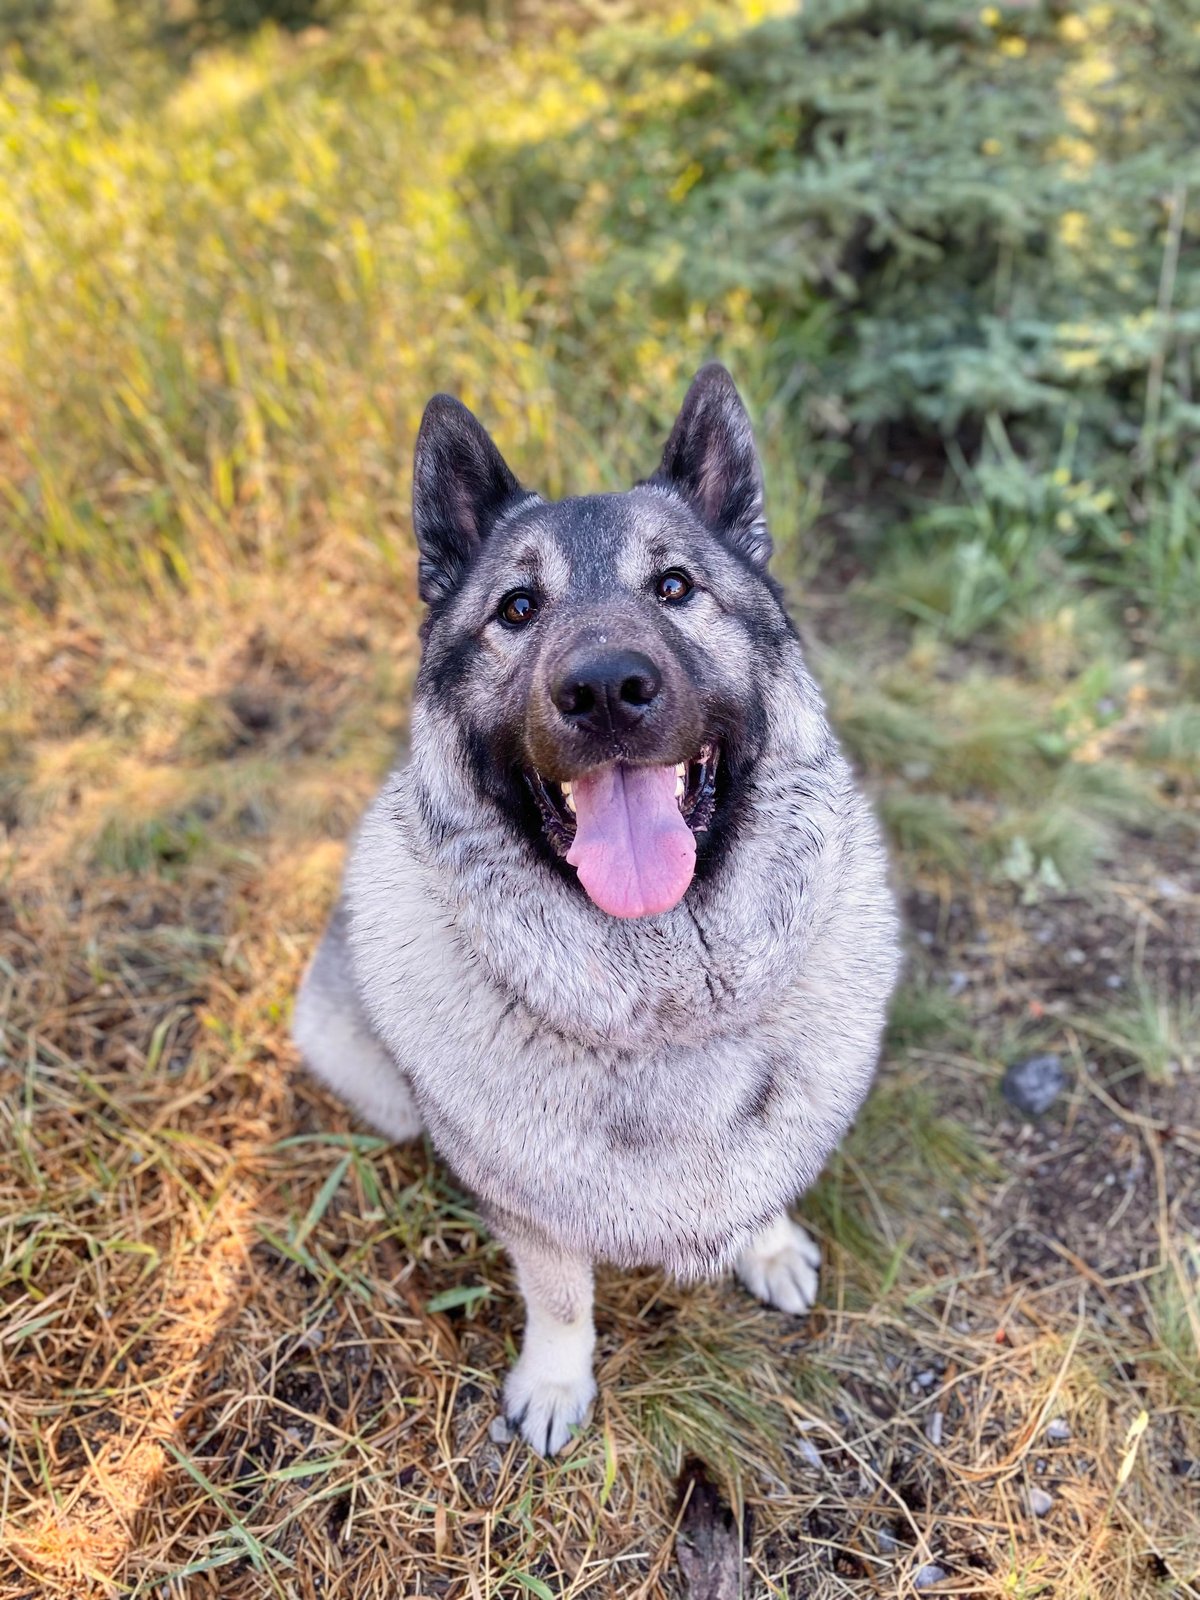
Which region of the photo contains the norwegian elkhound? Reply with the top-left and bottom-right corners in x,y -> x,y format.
294,364 -> 901,1455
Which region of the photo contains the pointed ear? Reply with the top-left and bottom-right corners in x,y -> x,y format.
412,395 -> 530,602
651,364 -> 770,568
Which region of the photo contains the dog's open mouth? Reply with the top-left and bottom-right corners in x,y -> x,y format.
526,743 -> 718,919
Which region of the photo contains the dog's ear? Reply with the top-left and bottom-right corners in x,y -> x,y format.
412,396 -> 530,602
652,364 -> 770,568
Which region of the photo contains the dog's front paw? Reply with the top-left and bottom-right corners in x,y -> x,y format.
503,1356 -> 596,1457
736,1215 -> 821,1316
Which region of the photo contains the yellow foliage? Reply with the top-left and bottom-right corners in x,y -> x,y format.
668,161 -> 705,203
167,53 -> 271,128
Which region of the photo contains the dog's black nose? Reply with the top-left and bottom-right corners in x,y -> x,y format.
552,649 -> 662,735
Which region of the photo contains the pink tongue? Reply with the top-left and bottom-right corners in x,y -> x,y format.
566,763 -> 696,919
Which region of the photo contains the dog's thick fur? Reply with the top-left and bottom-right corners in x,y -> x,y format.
294,366 -> 901,1454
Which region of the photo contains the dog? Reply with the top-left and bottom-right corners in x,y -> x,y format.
293,364 -> 901,1455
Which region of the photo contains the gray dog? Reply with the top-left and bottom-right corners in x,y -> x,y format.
294,364 -> 901,1455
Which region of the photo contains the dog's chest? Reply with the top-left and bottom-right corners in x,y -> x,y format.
405,987 -> 818,1273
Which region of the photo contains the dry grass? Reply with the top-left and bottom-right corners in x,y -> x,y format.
2,537 -> 1197,1599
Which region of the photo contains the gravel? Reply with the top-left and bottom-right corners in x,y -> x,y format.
1001,1053 -> 1067,1117
1029,1487 -> 1055,1517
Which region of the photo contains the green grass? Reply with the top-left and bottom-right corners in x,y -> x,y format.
1074,983 -> 1198,1085
1146,704 -> 1200,768
1147,1250 -> 1200,1411
885,977 -> 978,1057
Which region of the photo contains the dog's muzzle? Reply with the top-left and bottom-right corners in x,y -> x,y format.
526,743 -> 719,919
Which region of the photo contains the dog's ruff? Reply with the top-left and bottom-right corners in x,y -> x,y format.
294,365 -> 901,1454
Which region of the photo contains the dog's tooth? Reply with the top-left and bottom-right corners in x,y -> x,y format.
562,783 -> 576,815
675,775 -> 685,799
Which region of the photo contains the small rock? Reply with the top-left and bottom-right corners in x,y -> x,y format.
914,1563 -> 947,1589
488,1415 -> 514,1446
796,1437 -> 823,1471
925,1411 -> 944,1447
1001,1054 -> 1067,1117
876,1527 -> 900,1556
1029,1487 -> 1054,1517
915,1369 -> 937,1388
947,970 -> 969,996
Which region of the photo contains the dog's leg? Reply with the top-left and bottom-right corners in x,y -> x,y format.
735,1212 -> 821,1315
502,1236 -> 596,1456
293,907 -> 422,1143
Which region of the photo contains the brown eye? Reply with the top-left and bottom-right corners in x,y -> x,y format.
656,569 -> 692,603
499,589 -> 538,627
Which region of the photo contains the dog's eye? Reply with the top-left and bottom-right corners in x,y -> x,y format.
655,570 -> 692,604
498,589 -> 538,628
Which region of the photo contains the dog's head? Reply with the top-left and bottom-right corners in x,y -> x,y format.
411,364 -> 795,919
